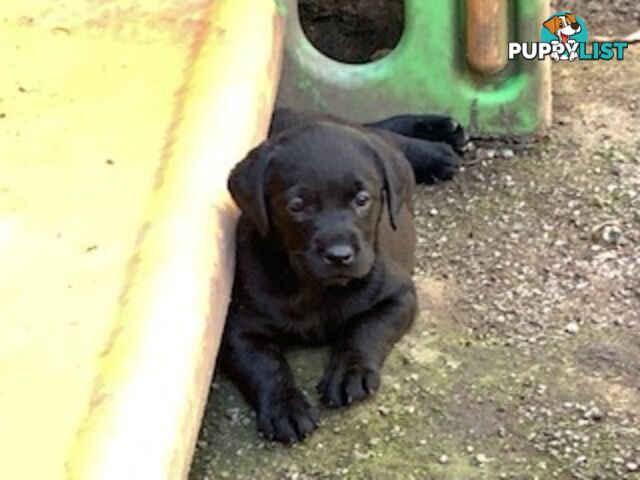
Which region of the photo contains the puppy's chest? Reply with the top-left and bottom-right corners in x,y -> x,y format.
281,291 -> 353,344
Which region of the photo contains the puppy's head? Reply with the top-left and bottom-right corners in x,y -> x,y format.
229,122 -> 413,286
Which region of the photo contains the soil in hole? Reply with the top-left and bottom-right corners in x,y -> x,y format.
299,0 -> 404,63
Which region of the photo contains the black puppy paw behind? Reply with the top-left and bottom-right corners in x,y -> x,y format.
410,116 -> 468,153
367,114 -> 466,184
368,114 -> 469,152
406,141 -> 460,184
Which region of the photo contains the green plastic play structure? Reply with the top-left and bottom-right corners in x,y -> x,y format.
277,0 -> 551,136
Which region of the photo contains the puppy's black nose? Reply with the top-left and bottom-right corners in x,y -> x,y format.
323,244 -> 354,266
571,23 -> 580,29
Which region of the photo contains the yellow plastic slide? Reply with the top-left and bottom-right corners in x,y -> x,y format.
0,1 -> 283,478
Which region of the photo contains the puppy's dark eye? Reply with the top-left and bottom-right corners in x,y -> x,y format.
287,197 -> 305,213
354,191 -> 370,208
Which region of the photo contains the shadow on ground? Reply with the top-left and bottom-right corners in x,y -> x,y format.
190,47 -> 640,480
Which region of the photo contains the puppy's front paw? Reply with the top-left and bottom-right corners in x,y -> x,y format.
257,388 -> 319,443
429,143 -> 460,181
413,116 -> 469,152
317,357 -> 380,407
411,142 -> 460,184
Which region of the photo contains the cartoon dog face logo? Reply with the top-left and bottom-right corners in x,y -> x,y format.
543,13 -> 582,61
544,13 -> 582,43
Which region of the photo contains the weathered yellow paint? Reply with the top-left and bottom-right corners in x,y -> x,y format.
0,1 -> 283,479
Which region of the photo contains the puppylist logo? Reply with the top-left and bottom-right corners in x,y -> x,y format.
509,12 -> 629,62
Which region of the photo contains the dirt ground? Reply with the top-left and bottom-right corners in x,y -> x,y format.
189,3 -> 639,479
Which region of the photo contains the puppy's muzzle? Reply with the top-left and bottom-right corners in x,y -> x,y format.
322,244 -> 355,267
312,228 -> 365,279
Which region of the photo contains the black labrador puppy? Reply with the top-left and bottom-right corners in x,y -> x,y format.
220,108 -> 465,443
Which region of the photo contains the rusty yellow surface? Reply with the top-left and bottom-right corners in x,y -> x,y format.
0,1 -> 282,479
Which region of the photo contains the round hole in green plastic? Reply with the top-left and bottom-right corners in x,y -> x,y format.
297,0 -> 405,64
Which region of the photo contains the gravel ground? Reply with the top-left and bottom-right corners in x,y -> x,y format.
556,0 -> 640,37
190,2 -> 639,479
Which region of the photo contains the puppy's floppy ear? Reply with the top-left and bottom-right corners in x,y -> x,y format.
543,16 -> 561,34
366,134 -> 414,230
228,142 -> 272,237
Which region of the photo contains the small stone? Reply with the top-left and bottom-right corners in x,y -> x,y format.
583,407 -> 604,421
501,148 -> 515,159
602,225 -> 623,245
475,453 -> 489,465
627,462 -> 639,472
503,175 -> 515,187
429,208 -> 439,216
466,445 -> 475,453
439,454 -> 449,464
378,406 -> 391,416
565,321 -> 579,334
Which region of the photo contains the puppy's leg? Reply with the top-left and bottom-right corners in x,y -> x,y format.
366,114 -> 468,152
401,136 -> 461,183
372,129 -> 461,183
220,323 -> 318,443
317,285 -> 417,407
